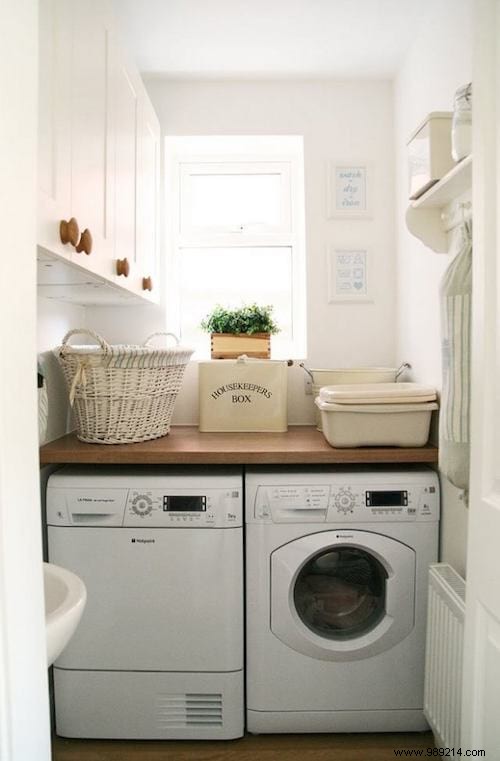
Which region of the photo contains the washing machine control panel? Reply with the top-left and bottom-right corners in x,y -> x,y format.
252,472 -> 439,523
255,485 -> 331,523
327,483 -> 437,521
327,485 -> 415,519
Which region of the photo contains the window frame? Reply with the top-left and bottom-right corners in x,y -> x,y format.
179,160 -> 292,240
165,137 -> 307,359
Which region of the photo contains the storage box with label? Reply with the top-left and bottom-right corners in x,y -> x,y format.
407,112 -> 453,199
199,358 -> 288,432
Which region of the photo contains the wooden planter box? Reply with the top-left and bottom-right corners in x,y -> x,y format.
210,332 -> 271,359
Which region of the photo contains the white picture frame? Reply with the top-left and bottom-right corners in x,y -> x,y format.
327,247 -> 372,303
327,162 -> 372,219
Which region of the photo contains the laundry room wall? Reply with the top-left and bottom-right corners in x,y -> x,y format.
37,298 -> 85,353
394,0 -> 473,576
37,298 -> 86,443
86,79 -> 397,425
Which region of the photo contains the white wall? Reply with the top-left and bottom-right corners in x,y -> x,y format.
88,79 -> 397,424
37,298 -> 85,443
394,0 -> 473,576
0,1 -> 51,758
37,298 -> 85,353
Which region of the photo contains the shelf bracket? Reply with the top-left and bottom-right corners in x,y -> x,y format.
405,206 -> 448,253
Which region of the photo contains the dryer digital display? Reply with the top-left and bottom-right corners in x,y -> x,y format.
162,495 -> 207,512
365,490 -> 408,507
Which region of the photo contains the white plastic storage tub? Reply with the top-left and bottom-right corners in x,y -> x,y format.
309,365 -> 408,430
315,383 -> 438,448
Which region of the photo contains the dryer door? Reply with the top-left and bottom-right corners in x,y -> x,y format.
271,530 -> 415,661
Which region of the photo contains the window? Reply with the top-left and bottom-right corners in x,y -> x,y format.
165,136 -> 307,358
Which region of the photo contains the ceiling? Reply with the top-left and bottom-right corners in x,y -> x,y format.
112,0 -> 434,80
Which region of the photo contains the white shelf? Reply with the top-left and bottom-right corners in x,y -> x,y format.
411,154 -> 472,209
406,155 -> 472,253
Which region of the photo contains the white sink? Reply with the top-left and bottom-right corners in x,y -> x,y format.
43,562 -> 87,667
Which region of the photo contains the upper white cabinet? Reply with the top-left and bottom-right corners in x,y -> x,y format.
38,0 -> 72,261
37,0 -> 160,304
136,96 -> 161,297
109,40 -> 160,299
109,37 -> 140,290
70,0 -> 115,280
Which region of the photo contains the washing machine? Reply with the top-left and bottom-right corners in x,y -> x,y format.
245,466 -> 439,733
47,466 -> 244,740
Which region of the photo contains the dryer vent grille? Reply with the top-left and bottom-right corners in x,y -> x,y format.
156,693 -> 223,729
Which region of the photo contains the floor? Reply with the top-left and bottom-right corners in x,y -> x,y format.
52,732 -> 435,761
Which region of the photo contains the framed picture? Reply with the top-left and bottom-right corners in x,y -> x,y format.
327,162 -> 372,218
327,247 -> 372,303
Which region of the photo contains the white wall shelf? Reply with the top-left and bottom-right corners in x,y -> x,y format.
406,154 -> 472,252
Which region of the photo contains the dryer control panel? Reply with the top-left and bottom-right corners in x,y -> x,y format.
47,468 -> 242,528
248,468 -> 439,524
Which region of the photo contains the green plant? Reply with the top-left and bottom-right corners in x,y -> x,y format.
200,303 -> 280,335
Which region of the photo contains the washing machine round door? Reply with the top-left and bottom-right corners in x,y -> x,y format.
271,530 -> 415,661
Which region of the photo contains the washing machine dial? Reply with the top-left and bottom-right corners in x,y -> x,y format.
131,494 -> 153,517
334,488 -> 355,513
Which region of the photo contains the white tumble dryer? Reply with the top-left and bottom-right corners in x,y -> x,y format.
245,466 -> 439,734
47,466 -> 244,740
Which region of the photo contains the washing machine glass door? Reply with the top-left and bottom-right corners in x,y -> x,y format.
294,546 -> 387,640
271,530 -> 415,661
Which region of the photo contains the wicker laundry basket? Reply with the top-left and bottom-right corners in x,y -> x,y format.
57,329 -> 193,444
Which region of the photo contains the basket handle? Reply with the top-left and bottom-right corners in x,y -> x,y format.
60,328 -> 112,356
396,361 -> 411,380
143,332 -> 180,347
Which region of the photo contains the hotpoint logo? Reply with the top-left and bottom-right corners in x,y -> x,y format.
131,538 -> 155,544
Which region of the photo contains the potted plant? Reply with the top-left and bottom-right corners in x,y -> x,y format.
200,303 -> 280,359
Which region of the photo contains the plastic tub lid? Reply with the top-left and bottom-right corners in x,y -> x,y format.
315,399 -> 439,414
318,382 -> 437,405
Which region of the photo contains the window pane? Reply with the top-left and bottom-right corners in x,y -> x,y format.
186,172 -> 284,230
179,247 -> 292,350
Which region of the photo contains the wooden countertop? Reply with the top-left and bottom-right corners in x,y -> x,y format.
39,426 -> 438,466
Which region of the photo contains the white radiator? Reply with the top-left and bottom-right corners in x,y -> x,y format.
424,563 -> 466,750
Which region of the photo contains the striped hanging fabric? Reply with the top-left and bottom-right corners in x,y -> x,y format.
439,221 -> 472,496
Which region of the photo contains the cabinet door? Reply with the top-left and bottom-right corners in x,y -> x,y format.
136,95 -> 161,303
109,41 -> 140,293
70,0 -> 114,279
38,0 -> 72,260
